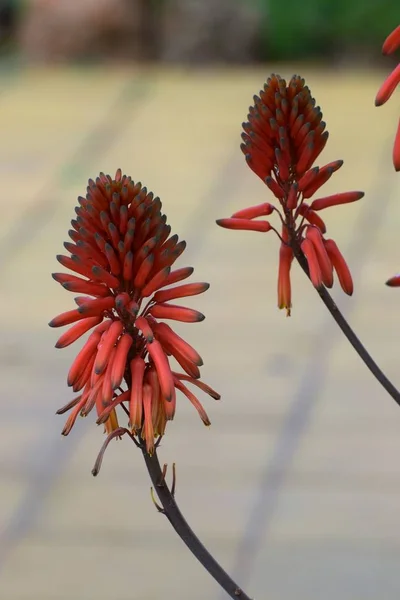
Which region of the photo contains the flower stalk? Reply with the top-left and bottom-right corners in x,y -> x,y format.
294,246 -> 400,406
141,443 -> 253,600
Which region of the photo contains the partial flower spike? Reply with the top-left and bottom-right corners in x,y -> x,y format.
386,274 -> 400,287
50,170 -> 219,456
217,74 -> 363,313
375,24 -> 400,171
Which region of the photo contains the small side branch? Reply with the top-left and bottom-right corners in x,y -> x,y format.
141,444 -> 253,600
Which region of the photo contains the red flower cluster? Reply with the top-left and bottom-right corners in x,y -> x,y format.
50,170 -> 219,454
217,74 -> 364,315
375,24 -> 400,172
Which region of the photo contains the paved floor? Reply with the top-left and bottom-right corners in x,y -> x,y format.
0,63 -> 400,600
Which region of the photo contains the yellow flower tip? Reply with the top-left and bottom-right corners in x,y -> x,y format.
278,303 -> 291,317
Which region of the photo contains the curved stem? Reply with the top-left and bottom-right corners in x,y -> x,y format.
294,249 -> 400,406
141,444 -> 253,600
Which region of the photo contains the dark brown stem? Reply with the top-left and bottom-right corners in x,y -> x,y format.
294,248 -> 400,406
141,443 -> 253,600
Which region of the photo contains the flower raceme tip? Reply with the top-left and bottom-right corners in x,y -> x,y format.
50,170 -> 219,455
216,74 -> 363,315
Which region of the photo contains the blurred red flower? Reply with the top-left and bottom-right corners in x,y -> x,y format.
386,275 -> 400,287
50,170 -> 219,454
375,24 -> 400,172
217,74 -> 363,315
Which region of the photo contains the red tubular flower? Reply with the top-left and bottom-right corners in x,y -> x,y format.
277,242 -> 293,316
375,24 -> 400,171
50,170 -> 219,454
216,74 -> 363,314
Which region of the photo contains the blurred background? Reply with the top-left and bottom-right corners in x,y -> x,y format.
0,0 -> 399,64
1,1 -> 400,600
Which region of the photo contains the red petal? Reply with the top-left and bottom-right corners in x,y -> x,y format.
302,165 -> 335,199
216,218 -> 271,232
149,303 -> 205,323
287,183 -> 299,210
174,379 -> 210,426
231,203 -> 274,220
102,346 -> 116,404
104,243 -> 121,275
153,321 -> 203,366
110,333 -> 133,389
297,203 -> 327,234
324,239 -> 353,295
298,166 -> 319,192
62,280 -> 110,297
91,266 -> 120,289
78,296 -> 115,317
94,320 -> 124,375
134,254 -> 155,289
301,238 -> 322,289
49,308 -> 86,328
67,332 -> 101,387
386,274 -> 400,287
296,141 -> 315,176
163,267 -> 194,287
142,383 -> 154,454
375,63 -> 400,106
135,316 -> 154,342
129,357 -> 145,430
72,354 -> 95,393
306,226 -> 333,288
56,254 -> 94,279
382,25 -> 400,55
277,244 -> 293,316
265,176 -> 285,199
173,373 -> 220,399
115,292 -> 130,310
123,251 -> 133,282
97,390 -> 130,424
153,282 -> 209,304
310,191 -> 364,211
52,272 -> 74,284
146,339 -> 175,403
61,396 -> 87,435
275,147 -> 290,181
55,316 -> 102,348
141,266 -> 171,297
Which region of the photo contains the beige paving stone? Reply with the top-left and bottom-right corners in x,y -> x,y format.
1,65 -> 400,600
0,480 -> 30,537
